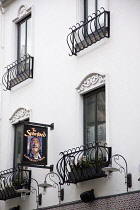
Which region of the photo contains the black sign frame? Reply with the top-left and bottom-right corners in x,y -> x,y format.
21,124 -> 48,166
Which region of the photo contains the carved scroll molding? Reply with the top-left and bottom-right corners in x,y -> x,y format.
18,5 -> 30,18
13,5 -> 31,23
76,73 -> 105,95
9,108 -> 31,124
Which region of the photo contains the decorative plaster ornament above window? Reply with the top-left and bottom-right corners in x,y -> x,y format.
13,5 -> 31,23
76,73 -> 105,95
10,108 -> 31,124
18,5 -> 28,18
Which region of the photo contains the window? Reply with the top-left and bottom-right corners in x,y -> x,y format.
15,14 -> 32,76
84,0 -> 98,20
84,0 -> 107,35
17,15 -> 31,60
14,123 -> 24,167
67,0 -> 110,55
2,9 -> 33,90
84,86 -> 106,146
84,0 -> 107,19
13,119 -> 29,167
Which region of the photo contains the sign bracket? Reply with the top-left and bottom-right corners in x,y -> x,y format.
18,164 -> 54,172
19,121 -> 54,130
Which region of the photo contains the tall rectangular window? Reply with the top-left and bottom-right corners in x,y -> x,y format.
17,15 -> 31,60
84,0 -> 107,18
84,86 -> 106,146
13,120 -> 29,167
84,0 -> 98,20
14,123 -> 24,167
83,0 -> 107,35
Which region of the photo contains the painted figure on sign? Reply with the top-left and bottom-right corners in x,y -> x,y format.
29,137 -> 42,160
24,136 -> 45,162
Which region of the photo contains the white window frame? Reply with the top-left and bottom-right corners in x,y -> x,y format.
76,0 -> 109,23
12,4 -> 33,62
76,73 -> 109,146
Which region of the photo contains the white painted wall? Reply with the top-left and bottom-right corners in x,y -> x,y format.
0,0 -> 140,209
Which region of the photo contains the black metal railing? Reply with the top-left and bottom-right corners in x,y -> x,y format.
0,167 -> 31,200
56,144 -> 111,184
2,54 -> 34,90
67,8 -> 110,56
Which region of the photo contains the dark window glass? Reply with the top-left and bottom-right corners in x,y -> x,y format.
84,0 -> 106,35
14,120 -> 29,167
17,15 -> 31,59
14,124 -> 23,167
84,87 -> 106,146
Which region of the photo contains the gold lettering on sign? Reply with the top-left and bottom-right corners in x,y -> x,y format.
24,128 -> 46,137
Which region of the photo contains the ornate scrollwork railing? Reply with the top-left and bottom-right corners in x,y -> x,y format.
67,8 -> 110,56
56,144 -> 112,184
2,54 -> 34,90
0,167 -> 31,200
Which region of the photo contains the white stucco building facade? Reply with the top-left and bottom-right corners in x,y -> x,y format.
0,0 -> 140,209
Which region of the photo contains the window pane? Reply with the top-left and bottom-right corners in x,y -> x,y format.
27,17 -> 31,55
19,22 -> 26,58
85,0 -> 98,35
15,125 -> 23,166
97,90 -> 106,145
84,87 -> 106,146
98,0 -> 107,10
88,0 -> 96,16
85,94 -> 96,144
98,0 -> 107,27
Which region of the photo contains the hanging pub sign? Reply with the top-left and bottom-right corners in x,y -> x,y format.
22,124 -> 48,165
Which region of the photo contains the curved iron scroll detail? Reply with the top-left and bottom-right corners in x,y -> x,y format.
111,154 -> 129,189
67,8 -> 110,56
45,172 -> 63,204
0,167 -> 31,200
56,144 -> 112,185
2,54 -> 34,91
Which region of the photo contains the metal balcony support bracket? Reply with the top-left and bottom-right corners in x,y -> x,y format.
67,8 -> 110,56
18,164 -> 54,171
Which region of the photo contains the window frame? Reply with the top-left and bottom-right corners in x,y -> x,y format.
13,123 -> 23,168
17,14 -> 31,61
83,0 -> 99,37
84,0 -> 98,20
13,119 -> 29,168
83,86 -> 106,146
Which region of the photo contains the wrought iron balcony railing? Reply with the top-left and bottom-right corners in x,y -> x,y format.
0,167 -> 31,200
2,54 -> 34,90
67,8 -> 110,56
56,144 -> 112,184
